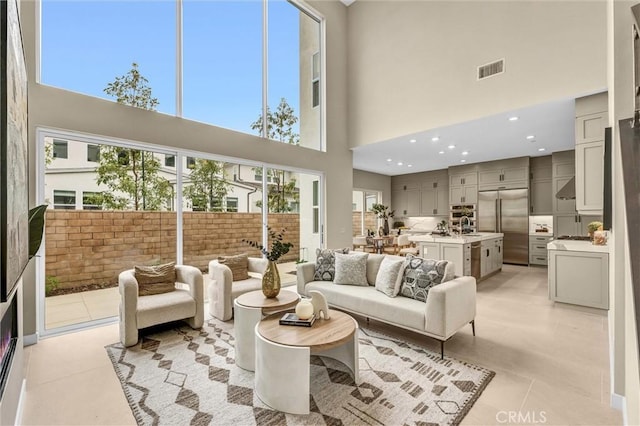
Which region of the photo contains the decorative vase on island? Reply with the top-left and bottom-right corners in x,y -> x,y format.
262,260 -> 281,298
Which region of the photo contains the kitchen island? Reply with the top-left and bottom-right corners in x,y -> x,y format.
547,240 -> 609,309
409,233 -> 503,279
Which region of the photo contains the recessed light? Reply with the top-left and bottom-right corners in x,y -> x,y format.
538,148 -> 546,152
397,162 -> 403,166
461,151 -> 469,156
448,145 -> 455,149
526,135 -> 535,140
509,116 -> 519,121
409,139 -> 417,143
460,159 -> 467,163
431,137 -> 440,142
386,158 -> 392,162
407,164 -> 413,168
438,151 -> 445,154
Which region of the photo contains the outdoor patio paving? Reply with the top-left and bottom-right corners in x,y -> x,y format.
45,262 -> 299,330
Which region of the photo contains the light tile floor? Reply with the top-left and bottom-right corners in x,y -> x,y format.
23,264 -> 622,425
43,263 -> 299,330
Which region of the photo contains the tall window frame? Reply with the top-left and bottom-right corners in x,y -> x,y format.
36,0 -> 327,152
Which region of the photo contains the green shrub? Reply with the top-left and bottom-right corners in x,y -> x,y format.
45,276 -> 59,297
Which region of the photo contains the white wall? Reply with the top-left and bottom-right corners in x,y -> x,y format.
353,169 -> 391,206
347,0 -> 608,148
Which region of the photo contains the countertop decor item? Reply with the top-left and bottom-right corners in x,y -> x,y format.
242,227 -> 293,298
309,290 -> 330,319
295,298 -> 314,320
587,221 -> 603,240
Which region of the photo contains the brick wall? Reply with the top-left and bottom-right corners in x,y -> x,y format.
45,210 -> 300,289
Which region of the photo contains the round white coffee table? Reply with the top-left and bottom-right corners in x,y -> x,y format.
255,309 -> 359,414
233,290 -> 299,371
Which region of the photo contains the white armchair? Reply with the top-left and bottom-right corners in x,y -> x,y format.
207,257 -> 268,321
119,265 -> 204,347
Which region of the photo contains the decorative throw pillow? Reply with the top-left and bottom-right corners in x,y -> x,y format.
400,255 -> 450,302
314,248 -> 350,281
135,262 -> 176,296
218,254 -> 250,281
334,252 -> 369,286
374,256 -> 405,297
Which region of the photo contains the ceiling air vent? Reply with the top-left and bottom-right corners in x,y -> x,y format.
477,59 -> 505,80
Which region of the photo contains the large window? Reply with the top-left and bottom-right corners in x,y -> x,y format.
41,1 -> 176,115
52,139 -> 67,159
53,190 -> 75,209
40,0 -> 324,151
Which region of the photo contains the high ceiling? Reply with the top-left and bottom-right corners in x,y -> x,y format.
352,98 -> 576,176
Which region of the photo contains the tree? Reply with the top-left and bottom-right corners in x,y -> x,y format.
184,159 -> 231,211
96,63 -> 171,210
251,98 -> 300,212
251,97 -> 300,146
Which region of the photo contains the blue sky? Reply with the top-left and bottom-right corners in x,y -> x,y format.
41,0 -> 303,135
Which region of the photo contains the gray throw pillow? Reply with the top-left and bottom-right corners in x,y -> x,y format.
400,255 -> 450,302
334,252 -> 369,286
374,256 -> 405,297
314,248 -> 350,281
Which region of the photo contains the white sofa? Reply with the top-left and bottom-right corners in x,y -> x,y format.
296,253 -> 476,358
207,257 -> 296,321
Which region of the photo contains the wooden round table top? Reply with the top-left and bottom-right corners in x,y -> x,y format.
236,289 -> 299,311
257,309 -> 357,352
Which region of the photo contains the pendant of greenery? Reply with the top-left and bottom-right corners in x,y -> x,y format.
29,204 -> 48,259
242,227 -> 293,262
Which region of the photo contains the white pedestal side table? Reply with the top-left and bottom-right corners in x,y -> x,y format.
255,309 -> 359,415
233,289 -> 299,371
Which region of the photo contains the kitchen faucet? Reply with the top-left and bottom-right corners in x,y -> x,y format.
460,215 -> 471,233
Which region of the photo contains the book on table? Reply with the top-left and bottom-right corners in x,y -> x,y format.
279,312 -> 316,327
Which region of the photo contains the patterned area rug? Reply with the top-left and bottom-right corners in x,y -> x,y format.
106,318 -> 494,426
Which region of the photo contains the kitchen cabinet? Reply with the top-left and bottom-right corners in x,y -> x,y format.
391,185 -> 408,216
554,214 -> 602,236
450,185 -> 477,205
419,241 -> 471,277
392,183 -> 420,216
477,158 -> 529,190
575,111 -> 607,145
529,156 -> 553,215
548,249 -> 609,309
449,172 -> 477,187
480,237 -> 502,278
575,140 -> 604,215
420,174 -> 449,216
529,235 -> 553,265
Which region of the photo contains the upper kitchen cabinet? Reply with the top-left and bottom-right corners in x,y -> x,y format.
420,172 -> 449,216
449,165 -> 478,205
477,157 -> 529,190
574,92 -> 607,215
529,156 -> 552,215
391,182 -> 420,216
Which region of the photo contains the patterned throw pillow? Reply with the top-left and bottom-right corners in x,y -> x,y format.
218,254 -> 250,281
135,262 -> 176,296
374,256 -> 405,297
400,255 -> 450,302
334,252 -> 369,286
314,248 -> 350,281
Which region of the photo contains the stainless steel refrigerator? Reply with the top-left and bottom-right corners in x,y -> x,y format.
478,188 -> 529,265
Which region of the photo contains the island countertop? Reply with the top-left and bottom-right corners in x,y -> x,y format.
409,232 -> 504,244
547,240 -> 609,253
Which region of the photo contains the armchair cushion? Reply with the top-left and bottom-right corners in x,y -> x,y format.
134,262 -> 176,296
218,254 -> 250,281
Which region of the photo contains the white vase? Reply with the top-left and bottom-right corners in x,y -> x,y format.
295,299 -> 314,320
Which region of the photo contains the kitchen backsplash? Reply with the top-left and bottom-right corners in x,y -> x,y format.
529,215 -> 553,234
403,217 -> 444,231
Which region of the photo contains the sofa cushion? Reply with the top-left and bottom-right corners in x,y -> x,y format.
400,256 -> 452,302
314,248 -> 349,281
366,254 -> 385,285
218,254 -> 250,281
334,252 -> 369,286
135,262 -> 176,296
306,281 -> 426,332
375,256 -> 405,297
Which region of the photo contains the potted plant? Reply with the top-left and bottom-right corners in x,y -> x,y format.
242,227 -> 293,298
587,221 -> 603,241
371,203 -> 395,236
